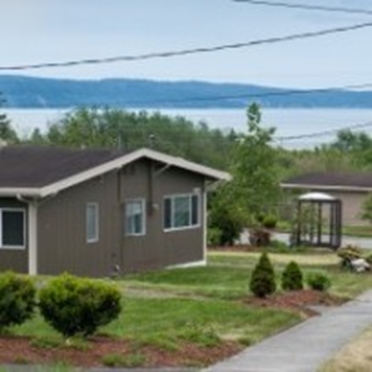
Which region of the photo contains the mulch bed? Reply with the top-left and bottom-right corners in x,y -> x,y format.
0,335 -> 243,368
244,289 -> 345,317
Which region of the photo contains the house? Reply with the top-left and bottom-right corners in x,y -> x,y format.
281,172 -> 372,226
0,146 -> 230,277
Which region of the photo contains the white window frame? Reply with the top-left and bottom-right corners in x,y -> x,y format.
86,202 -> 99,243
0,208 -> 26,250
163,193 -> 200,232
125,198 -> 146,236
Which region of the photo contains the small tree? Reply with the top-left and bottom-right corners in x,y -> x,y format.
249,252 -> 276,298
281,261 -> 303,291
0,93 -> 18,144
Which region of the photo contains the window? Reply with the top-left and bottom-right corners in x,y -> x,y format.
0,209 -> 25,249
86,203 -> 99,243
125,199 -> 146,236
164,194 -> 199,231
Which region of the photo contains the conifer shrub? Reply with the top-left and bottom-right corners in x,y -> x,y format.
39,274 -> 122,338
0,271 -> 36,331
249,252 -> 276,298
281,261 -> 303,291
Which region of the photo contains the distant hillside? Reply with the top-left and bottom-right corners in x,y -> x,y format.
0,75 -> 372,109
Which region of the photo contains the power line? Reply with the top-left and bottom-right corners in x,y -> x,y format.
234,0 -> 372,15
275,121 -> 372,141
1,22 -> 372,71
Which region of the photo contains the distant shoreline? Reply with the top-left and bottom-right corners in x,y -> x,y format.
1,75 -> 372,109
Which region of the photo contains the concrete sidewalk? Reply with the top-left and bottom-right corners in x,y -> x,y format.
205,291 -> 372,372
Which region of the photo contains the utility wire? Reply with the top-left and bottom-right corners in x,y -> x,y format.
275,121 -> 372,141
1,22 -> 372,71
233,0 -> 372,15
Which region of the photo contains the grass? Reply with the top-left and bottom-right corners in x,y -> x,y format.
6,248 -> 372,368
320,327 -> 372,372
13,297 -> 299,347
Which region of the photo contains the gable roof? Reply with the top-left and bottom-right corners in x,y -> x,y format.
282,172 -> 372,192
0,146 -> 230,198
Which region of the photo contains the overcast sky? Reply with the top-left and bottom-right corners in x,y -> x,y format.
1,0 -> 372,88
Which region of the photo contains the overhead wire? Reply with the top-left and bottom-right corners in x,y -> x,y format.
1,22 -> 372,70
233,0 -> 372,15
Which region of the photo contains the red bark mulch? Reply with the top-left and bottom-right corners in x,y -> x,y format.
0,335 -> 243,368
244,289 -> 345,317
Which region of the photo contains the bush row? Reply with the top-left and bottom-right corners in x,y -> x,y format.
0,272 -> 122,338
249,252 -> 331,298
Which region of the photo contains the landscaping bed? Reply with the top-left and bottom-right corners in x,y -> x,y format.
0,335 -> 242,368
245,289 -> 345,317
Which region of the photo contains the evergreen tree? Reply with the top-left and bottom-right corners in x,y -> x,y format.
281,261 -> 303,291
249,252 -> 276,298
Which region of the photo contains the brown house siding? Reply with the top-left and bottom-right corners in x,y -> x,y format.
37,171 -> 121,277
37,158 -> 205,277
119,159 -> 205,274
0,198 -> 28,273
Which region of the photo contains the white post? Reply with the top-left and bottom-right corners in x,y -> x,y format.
28,201 -> 38,275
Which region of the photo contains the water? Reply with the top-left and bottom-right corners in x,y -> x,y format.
4,108 -> 372,148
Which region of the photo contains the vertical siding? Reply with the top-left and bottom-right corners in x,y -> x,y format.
38,159 -> 207,277
324,190 -> 368,226
120,159 -> 205,273
38,171 -> 121,277
0,198 -> 28,273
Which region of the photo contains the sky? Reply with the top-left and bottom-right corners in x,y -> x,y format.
1,0 -> 372,88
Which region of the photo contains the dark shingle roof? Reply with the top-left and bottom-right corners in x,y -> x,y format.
283,172 -> 372,189
0,146 -> 125,188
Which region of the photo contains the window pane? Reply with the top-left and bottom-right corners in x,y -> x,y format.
191,195 -> 199,225
164,198 -> 172,229
126,201 -> 144,235
86,204 -> 98,242
174,196 -> 190,228
2,211 -> 24,246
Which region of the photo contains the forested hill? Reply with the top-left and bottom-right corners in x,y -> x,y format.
1,75 -> 372,109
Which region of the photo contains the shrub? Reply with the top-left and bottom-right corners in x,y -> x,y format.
307,273 -> 331,292
365,254 -> 372,265
337,245 -> 363,269
249,252 -> 276,298
39,274 -> 122,338
281,261 -> 303,291
0,271 -> 36,331
262,215 -> 278,229
207,227 -> 223,247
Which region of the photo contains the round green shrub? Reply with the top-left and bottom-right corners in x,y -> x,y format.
281,261 -> 303,291
307,273 -> 331,292
0,271 -> 36,331
249,252 -> 276,298
262,215 -> 278,229
39,274 -> 122,338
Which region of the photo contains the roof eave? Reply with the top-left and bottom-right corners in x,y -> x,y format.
0,188 -> 42,198
281,183 -> 372,193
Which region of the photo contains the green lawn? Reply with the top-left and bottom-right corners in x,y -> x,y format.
7,249 -> 372,366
